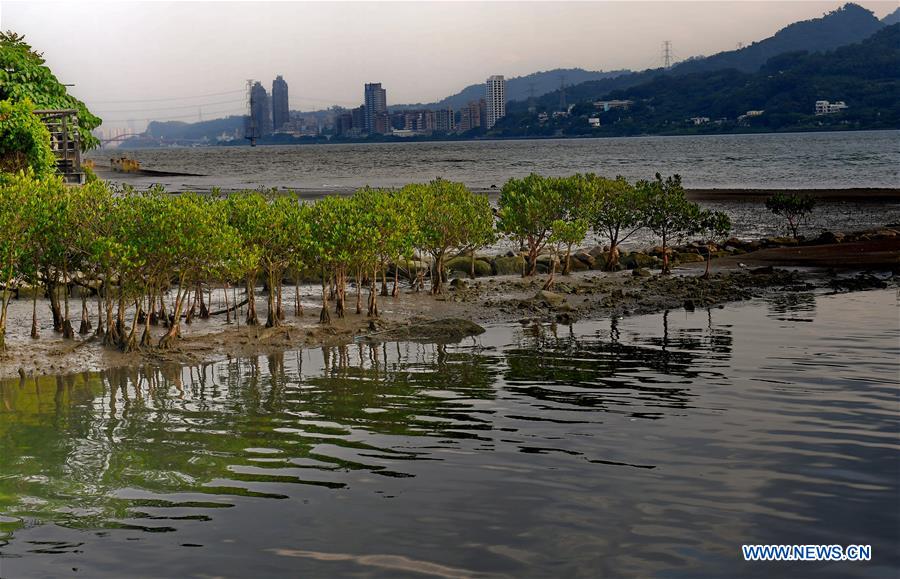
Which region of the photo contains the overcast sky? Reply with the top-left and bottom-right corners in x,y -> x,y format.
2,1 -> 895,129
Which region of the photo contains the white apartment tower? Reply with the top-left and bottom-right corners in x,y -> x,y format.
485,75 -> 506,129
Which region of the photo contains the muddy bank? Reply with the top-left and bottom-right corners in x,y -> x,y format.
684,188 -> 900,202
1,225 -> 897,380
1,267 -> 894,381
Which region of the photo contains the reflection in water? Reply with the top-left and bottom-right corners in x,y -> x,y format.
0,290 -> 897,578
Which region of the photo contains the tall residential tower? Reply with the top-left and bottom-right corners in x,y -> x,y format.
272,75 -> 289,131
485,75 -> 506,129
484,74 -> 506,129
364,82 -> 387,134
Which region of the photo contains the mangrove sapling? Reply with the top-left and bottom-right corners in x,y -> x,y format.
697,209 -> 732,278
414,179 -> 492,294
497,174 -> 566,277
0,171 -> 36,350
547,218 -> 589,286
642,174 -> 701,274
765,192 -> 816,239
589,175 -> 645,270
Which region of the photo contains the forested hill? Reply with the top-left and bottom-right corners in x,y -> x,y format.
672,3 -> 885,75
392,68 -> 629,111
494,24 -> 900,137
518,3 -> 890,113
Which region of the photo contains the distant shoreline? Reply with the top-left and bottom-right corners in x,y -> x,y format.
92,168 -> 900,202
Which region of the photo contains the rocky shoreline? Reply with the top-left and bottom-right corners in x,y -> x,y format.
0,226 -> 897,381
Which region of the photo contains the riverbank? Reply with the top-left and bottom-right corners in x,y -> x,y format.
1,226 -> 896,381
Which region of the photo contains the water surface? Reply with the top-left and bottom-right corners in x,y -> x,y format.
91,130 -> 900,192
1,289 -> 897,578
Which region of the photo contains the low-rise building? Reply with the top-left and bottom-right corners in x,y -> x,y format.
815,100 -> 848,115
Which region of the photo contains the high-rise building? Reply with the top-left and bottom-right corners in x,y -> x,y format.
435,108 -> 455,133
485,75 -> 506,129
458,100 -> 483,132
249,81 -> 272,138
272,75 -> 289,131
364,83 -> 387,134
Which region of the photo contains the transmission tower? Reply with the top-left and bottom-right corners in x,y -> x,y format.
662,40 -> 673,69
244,79 -> 257,146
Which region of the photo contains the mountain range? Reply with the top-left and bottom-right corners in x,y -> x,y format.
134,3 -> 899,145
517,2 -> 897,112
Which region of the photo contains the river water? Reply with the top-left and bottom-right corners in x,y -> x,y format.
90,130 -> 900,244
92,130 -> 900,193
1,288 -> 897,578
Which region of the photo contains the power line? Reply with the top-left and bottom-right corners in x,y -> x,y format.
92,98 -> 245,113
89,89 -> 246,105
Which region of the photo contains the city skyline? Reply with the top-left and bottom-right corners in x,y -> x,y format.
5,1 -> 897,130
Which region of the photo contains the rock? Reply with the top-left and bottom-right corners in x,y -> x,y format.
750,265 -> 774,275
574,251 -> 597,269
763,236 -> 799,247
535,290 -> 566,307
621,252 -> 659,270
493,255 -> 526,276
675,252 -> 705,264
814,231 -> 844,245
632,267 -> 651,278
588,245 -> 607,259
368,318 -> 486,343
565,256 -> 590,272
449,278 -> 469,290
648,246 -> 673,257
683,299 -> 695,311
556,311 -> 578,324
445,256 -> 492,277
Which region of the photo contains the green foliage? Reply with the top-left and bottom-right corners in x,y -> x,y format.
499,23 -> 900,138
0,171 -> 726,347
765,192 -> 816,238
0,99 -> 55,177
641,173 -> 703,273
410,178 -> 494,293
0,31 -> 102,150
498,174 -> 566,276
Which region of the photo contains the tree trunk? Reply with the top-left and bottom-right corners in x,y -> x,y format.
662,232 -> 670,274
542,255 -> 557,291
79,292 -> 91,334
198,283 -> 209,318
355,267 -> 362,314
526,244 -> 539,277
62,260 -> 74,339
392,264 -> 399,297
368,265 -> 379,318
158,283 -> 186,349
380,265 -> 388,296
224,283 -> 232,323
0,289 -> 11,351
245,276 -> 259,325
265,271 -> 280,328
47,274 -> 63,333
31,289 -> 39,339
294,274 -> 303,317
95,287 -> 104,337
319,273 -> 331,324
335,269 -> 346,318
140,293 -> 153,348
605,243 -> 620,271
431,251 -> 445,295
122,300 -> 139,352
562,243 -> 573,276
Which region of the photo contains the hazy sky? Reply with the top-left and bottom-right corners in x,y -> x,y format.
2,1 -> 895,129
